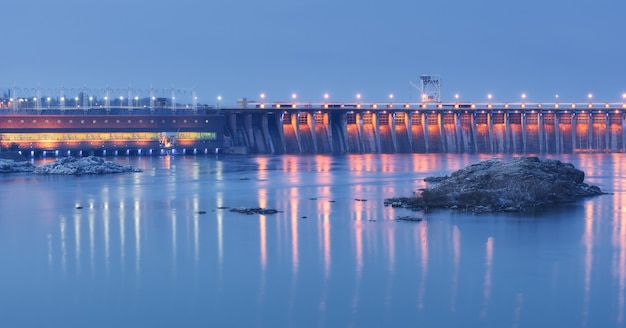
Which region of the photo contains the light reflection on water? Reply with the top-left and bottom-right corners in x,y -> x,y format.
1,154 -> 626,327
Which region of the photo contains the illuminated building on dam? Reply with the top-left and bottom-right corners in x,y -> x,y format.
0,108 -> 225,156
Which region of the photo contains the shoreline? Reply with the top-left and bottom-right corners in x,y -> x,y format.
0,151 -> 28,162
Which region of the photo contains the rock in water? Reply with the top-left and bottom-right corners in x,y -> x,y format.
33,156 -> 142,175
408,156 -> 604,213
0,159 -> 35,173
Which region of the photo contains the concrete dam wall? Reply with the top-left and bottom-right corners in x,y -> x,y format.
225,109 -> 626,154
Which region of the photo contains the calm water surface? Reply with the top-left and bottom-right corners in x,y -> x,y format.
0,154 -> 624,327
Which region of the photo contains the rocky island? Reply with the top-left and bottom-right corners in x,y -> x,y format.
0,155 -> 142,175
0,158 -> 36,173
33,156 -> 142,175
387,156 -> 604,213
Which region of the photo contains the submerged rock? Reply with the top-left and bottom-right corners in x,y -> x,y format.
387,156 -> 605,213
33,156 -> 142,175
396,215 -> 423,222
229,206 -> 279,215
0,158 -> 35,173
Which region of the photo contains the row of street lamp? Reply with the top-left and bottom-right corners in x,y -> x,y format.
7,92 -> 626,109
11,91 -> 626,103
253,92 -> 626,103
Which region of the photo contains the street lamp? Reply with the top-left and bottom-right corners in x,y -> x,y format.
134,96 -> 139,108
291,93 -> 297,108
89,96 -> 93,109
47,97 -> 51,108
75,96 -> 79,108
217,96 -> 222,109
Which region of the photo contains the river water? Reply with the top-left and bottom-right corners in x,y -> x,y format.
0,153 -> 624,327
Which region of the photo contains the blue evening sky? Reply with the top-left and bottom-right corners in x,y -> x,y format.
3,0 -> 625,105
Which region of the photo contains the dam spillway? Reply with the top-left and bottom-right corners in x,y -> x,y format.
224,104 -> 626,154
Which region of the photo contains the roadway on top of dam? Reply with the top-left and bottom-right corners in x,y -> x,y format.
3,101 -> 626,115
222,101 -> 626,114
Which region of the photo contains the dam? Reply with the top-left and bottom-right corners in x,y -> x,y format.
1,98 -> 626,156
4,78 -> 625,156
224,102 -> 626,154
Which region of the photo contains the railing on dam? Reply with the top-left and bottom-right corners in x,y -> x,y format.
222,102 -> 626,154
